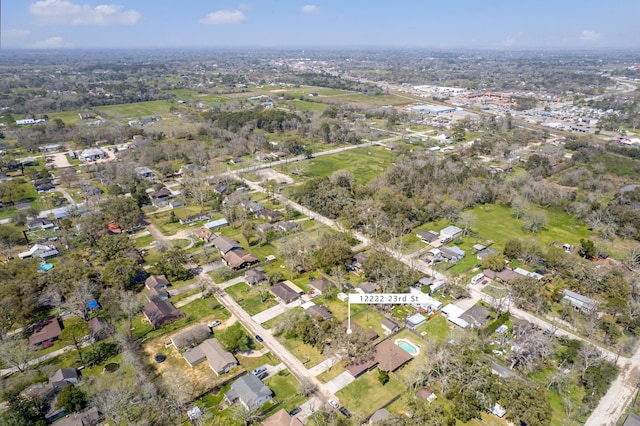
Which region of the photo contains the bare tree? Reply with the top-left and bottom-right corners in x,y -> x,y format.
0,337 -> 32,373
231,404 -> 261,426
578,343 -> 603,380
298,378 -> 319,397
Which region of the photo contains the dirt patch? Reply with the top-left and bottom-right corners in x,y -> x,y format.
254,168 -> 294,184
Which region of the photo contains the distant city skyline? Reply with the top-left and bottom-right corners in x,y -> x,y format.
2,0 -> 640,50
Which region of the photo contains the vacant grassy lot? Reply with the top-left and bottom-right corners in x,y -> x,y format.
469,203 -> 592,251
327,93 -> 413,106
94,100 -> 173,120
280,336 -> 325,368
301,146 -> 397,184
225,282 -> 279,316
264,369 -> 307,413
413,314 -> 452,345
290,100 -> 329,113
336,369 -> 406,418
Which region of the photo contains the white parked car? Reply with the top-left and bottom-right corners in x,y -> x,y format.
328,400 -> 339,409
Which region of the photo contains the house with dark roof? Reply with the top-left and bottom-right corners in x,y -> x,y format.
258,209 -> 283,221
223,249 -> 259,271
211,235 -> 243,255
29,317 -> 62,346
270,282 -> 301,304
276,221 -> 300,233
375,339 -> 413,372
171,324 -> 211,350
381,318 -> 399,334
305,305 -> 333,321
343,320 -> 379,341
416,230 -> 439,244
52,407 -> 101,426
88,317 -> 112,341
483,268 -> 521,283
263,408 -> 304,426
308,277 -> 331,294
225,374 -> 272,410
245,267 -> 268,286
356,281 -> 378,294
145,275 -> 169,290
183,338 -> 237,375
26,218 -> 54,231
49,368 -> 79,391
143,300 -> 184,328
351,252 -> 369,271
459,305 -> 490,328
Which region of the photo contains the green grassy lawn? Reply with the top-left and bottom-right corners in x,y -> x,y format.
94,100 -> 173,120
290,100 -> 329,113
302,146 -> 397,184
413,314 -> 452,345
350,308 -> 388,338
264,369 -> 307,412
594,152 -> 640,177
317,360 -> 349,383
132,233 -> 155,248
336,369 -> 406,419
199,383 -> 242,426
468,203 -> 592,251
145,205 -> 205,235
482,282 -> 509,298
327,93 -> 413,106
225,282 -> 279,316
170,238 -> 191,249
280,336 -> 325,368
237,352 -> 279,373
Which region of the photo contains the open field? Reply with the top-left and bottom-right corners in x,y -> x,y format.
335,369 -> 406,419
295,146 -> 397,184
323,93 -> 414,106
225,282 -> 279,316
94,100 -> 174,120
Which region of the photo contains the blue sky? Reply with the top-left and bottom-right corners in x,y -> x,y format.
2,0 -> 639,50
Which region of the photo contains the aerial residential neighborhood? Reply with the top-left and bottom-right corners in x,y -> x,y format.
1,2 -> 640,426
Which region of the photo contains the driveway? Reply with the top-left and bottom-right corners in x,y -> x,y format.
324,371 -> 355,394
252,300 -> 301,324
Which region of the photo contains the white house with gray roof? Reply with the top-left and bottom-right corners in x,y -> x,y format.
225,374 -> 272,410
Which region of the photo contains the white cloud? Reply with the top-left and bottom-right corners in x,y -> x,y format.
2,29 -> 31,39
302,5 -> 320,14
580,30 -> 601,42
29,36 -> 72,48
503,32 -> 524,46
29,0 -> 141,26
201,10 -> 247,25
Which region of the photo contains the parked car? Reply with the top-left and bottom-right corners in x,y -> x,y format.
289,407 -> 301,416
255,335 -> 264,343
339,407 -> 352,418
328,400 -> 339,409
252,365 -> 267,375
208,320 -> 222,328
257,372 -> 268,380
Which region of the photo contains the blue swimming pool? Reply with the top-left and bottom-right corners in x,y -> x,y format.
395,339 -> 419,356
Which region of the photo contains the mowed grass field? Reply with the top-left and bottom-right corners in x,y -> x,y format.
324,93 -> 414,106
300,146 -> 397,184
469,203 -> 592,251
95,100 -> 173,120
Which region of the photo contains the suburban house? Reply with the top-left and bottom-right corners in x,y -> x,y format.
204,218 -> 229,231
270,281 -> 302,304
381,318 -> 399,334
142,300 -> 184,329
19,244 -> 59,260
417,387 -> 438,403
195,227 -> 214,242
356,281 -> 379,294
351,252 -> 369,271
439,225 -> 463,242
346,338 -> 413,378
171,324 -> 211,350
483,268 -> 521,284
179,213 -> 210,225
459,305 -> 490,328
52,407 -> 101,426
29,317 -> 62,346
416,230 -> 440,244
439,246 -> 465,263
134,166 -> 156,181
88,317 -> 112,341
308,277 -> 331,294
406,313 -> 427,329
149,188 -> 171,206
245,267 -> 268,286
563,290 -> 598,313
183,338 -> 237,375
305,305 -> 333,321
225,374 -> 272,411
222,249 -> 259,271
263,408 -> 304,426
276,221 -> 299,233
79,148 -> 105,162
409,287 -> 443,312
26,218 -> 54,231
477,248 -> 500,260
258,209 -> 283,221
145,275 -> 170,301
211,235 -> 243,255
49,368 -> 79,391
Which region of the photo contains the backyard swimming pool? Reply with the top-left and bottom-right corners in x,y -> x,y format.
395,338 -> 419,356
